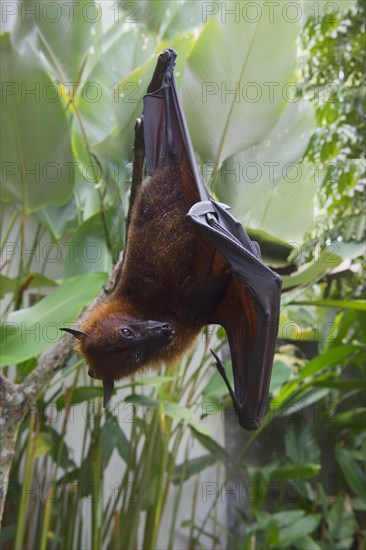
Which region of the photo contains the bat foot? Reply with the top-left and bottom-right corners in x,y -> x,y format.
158,49 -> 171,63
133,118 -> 145,153
147,49 -> 176,94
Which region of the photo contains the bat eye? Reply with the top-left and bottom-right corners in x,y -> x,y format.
134,352 -> 141,365
120,328 -> 135,339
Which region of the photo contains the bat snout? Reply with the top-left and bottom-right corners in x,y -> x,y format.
160,323 -> 175,341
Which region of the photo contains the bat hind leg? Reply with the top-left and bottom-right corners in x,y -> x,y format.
126,118 -> 145,243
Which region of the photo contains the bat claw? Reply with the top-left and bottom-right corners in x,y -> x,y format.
133,118 -> 144,151
159,49 -> 171,63
103,378 -> 115,408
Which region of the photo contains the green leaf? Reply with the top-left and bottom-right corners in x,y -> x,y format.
312,378 -> 366,391
63,213 -> 112,277
217,110 -> 317,242
0,275 -> 17,298
331,408 -> 366,431
75,28 -> 156,145
189,426 -> 227,461
299,345 -> 358,379
43,426 -> 74,470
163,402 -> 194,422
282,250 -> 343,290
285,418 -> 321,464
183,11 -> 300,164
352,497 -> 366,511
11,0 -> 101,83
270,464 -> 321,481
124,394 -> 159,408
119,1 -> 171,34
132,375 -> 174,387
294,535 -> 321,550
282,388 -> 330,417
173,455 -> 217,484
336,447 -> 366,502
142,474 -> 158,511
327,499 -> 356,550
100,412 -> 131,466
293,299 -> 366,311
276,514 -> 321,548
272,510 -> 306,527
162,1 -> 205,39
36,200 -> 78,240
35,432 -> 54,457
264,520 -> 279,547
56,386 -> 105,410
269,360 -> 292,393
0,272 -> 108,366
0,274 -> 57,299
0,34 -> 75,212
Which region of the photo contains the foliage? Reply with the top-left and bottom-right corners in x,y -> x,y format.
1,1 -> 365,549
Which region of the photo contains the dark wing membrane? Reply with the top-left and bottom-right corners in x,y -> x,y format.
187,200 -> 282,430
142,49 -> 209,202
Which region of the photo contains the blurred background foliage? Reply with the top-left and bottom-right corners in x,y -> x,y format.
0,1 -> 365,548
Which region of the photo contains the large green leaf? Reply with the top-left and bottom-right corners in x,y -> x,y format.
162,1 -> 206,39
336,447 -> 366,502
182,10 -> 300,164
56,386 -> 104,411
270,464 -> 321,480
124,394 -> 159,408
42,426 -> 75,470
75,27 -> 156,145
10,0 -> 101,84
299,345 -> 358,379
0,272 -> 107,366
326,498 -> 357,550
0,273 -> 57,300
293,299 -> 366,311
100,411 -> 131,466
36,200 -> 78,239
117,1 -> 171,34
269,360 -> 292,392
243,162 -> 317,242
0,33 -> 74,212
285,418 -> 320,464
190,426 -> 227,461
276,514 -> 321,548
63,213 -> 113,277
173,454 -> 217,484
331,408 -> 366,431
73,32 -> 194,168
216,100 -> 316,239
282,250 -> 343,290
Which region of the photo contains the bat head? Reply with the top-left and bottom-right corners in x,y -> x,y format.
60,302 -> 175,406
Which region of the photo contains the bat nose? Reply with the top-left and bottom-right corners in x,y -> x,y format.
161,323 -> 174,340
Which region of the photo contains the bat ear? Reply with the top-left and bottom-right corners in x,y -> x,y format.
60,327 -> 87,341
103,379 -> 114,408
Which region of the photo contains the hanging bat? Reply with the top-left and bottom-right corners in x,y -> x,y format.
61,49 -> 282,430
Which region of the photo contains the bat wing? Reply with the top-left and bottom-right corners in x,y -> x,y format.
142,49 -> 282,430
187,201 -> 282,430
142,49 -> 209,203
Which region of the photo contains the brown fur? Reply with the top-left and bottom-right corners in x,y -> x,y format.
76,165 -> 230,383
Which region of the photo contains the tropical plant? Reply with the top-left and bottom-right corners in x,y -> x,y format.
0,1 -> 364,549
